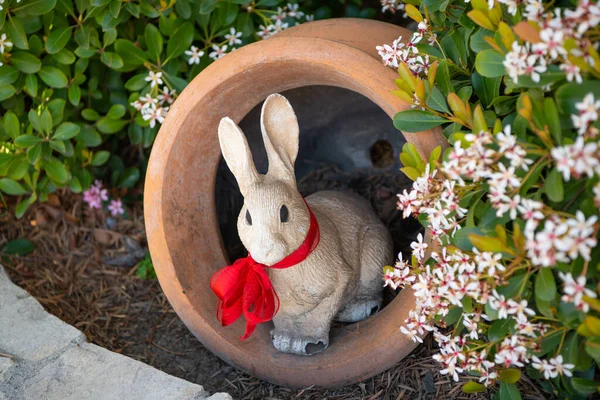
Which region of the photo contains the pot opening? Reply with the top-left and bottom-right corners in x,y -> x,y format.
215,85 -> 423,314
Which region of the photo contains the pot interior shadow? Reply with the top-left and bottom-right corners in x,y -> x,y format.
215,85 -> 423,314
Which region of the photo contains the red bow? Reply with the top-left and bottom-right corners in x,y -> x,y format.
210,201 -> 320,340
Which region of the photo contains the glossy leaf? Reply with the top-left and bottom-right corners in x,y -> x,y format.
393,110 -> 447,132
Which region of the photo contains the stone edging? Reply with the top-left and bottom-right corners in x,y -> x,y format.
0,265 -> 232,400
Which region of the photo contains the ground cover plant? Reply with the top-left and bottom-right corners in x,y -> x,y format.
0,0 -> 379,218
378,0 -> 600,398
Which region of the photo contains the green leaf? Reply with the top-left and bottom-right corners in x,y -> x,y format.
106,104 -> 126,120
47,99 -> 66,126
571,378 -> 599,395
472,72 -> 500,108
91,150 -> 110,166
124,74 -> 148,91
0,65 -> 20,85
100,51 -> 124,69
38,66 -> 68,88
114,39 -> 147,68
13,0 -> 57,16
427,86 -> 450,113
462,381 -> 486,394
0,84 -> 15,101
15,134 -> 43,147
4,111 -> 20,139
2,239 -> 36,255
454,227 -> 484,251
45,26 -> 73,54
24,74 -> 37,97
53,122 -> 80,140
544,98 -> 561,145
470,28 -> 494,52
68,84 -> 81,106
584,338 -> 600,364
28,110 -> 43,133
498,369 -> 521,384
555,80 -> 600,116
40,109 -> 53,134
488,319 -> 512,342
475,49 -> 505,78
436,60 -> 453,96
145,24 -> 163,62
534,268 -> 557,302
81,109 -> 100,121
165,22 -> 194,63
393,110 -> 447,132
10,51 -> 42,74
0,178 -> 28,195
199,0 -> 218,14
43,156 -> 69,184
97,117 -> 128,134
216,1 -> 238,26
118,167 -> 140,188
544,167 -> 564,203
68,176 -> 82,193
499,382 -> 522,400
6,15 -> 28,49
15,195 -> 35,219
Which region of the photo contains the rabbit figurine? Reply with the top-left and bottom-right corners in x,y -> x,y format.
217,93 -> 393,356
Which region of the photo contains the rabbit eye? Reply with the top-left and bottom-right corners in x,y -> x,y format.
245,209 -> 252,225
280,205 -> 289,223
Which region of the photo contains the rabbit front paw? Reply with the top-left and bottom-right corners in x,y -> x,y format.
270,330 -> 329,356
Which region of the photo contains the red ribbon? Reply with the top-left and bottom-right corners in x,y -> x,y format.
210,201 -> 320,340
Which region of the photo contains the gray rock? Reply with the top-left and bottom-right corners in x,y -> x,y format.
0,267 -> 86,362
0,265 -> 232,400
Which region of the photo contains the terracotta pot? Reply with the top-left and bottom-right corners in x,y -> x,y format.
145,18 -> 445,388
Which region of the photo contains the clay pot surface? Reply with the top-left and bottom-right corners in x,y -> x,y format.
145,18 -> 444,388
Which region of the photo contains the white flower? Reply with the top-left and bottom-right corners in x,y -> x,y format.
225,27 -> 242,46
559,272 -> 597,312
157,87 -> 176,105
142,103 -> 169,128
489,290 -> 509,319
400,325 -> 423,343
538,28 -> 567,60
257,24 -> 275,39
305,14 -> 314,21
209,44 -> 228,60
0,0 -> 3,11
286,3 -> 304,18
507,299 -> 535,320
495,195 -> 520,220
0,33 -> 13,54
532,356 -> 556,379
410,233 -> 428,260
549,355 -> 574,377
560,63 -> 582,83
145,71 -> 163,88
184,45 -> 204,65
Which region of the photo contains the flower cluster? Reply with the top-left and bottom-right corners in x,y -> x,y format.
379,1 -> 600,395
256,3 -> 313,40
376,21 -> 434,77
130,73 -> 175,129
502,0 -> 600,85
0,33 -> 13,67
380,0 -> 406,15
83,181 -> 124,217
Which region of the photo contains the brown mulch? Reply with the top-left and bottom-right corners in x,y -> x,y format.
0,176 -> 547,399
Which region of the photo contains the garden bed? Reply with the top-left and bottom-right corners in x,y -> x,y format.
1,181 -> 545,400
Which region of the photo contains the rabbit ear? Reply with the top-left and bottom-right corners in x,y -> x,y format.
260,94 -> 299,183
218,117 -> 259,195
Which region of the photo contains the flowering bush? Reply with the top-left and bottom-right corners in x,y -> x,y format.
378,0 -> 600,397
0,0 -> 377,218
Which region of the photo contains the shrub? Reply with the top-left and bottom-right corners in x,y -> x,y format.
0,0 -> 378,218
378,0 -> 600,398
